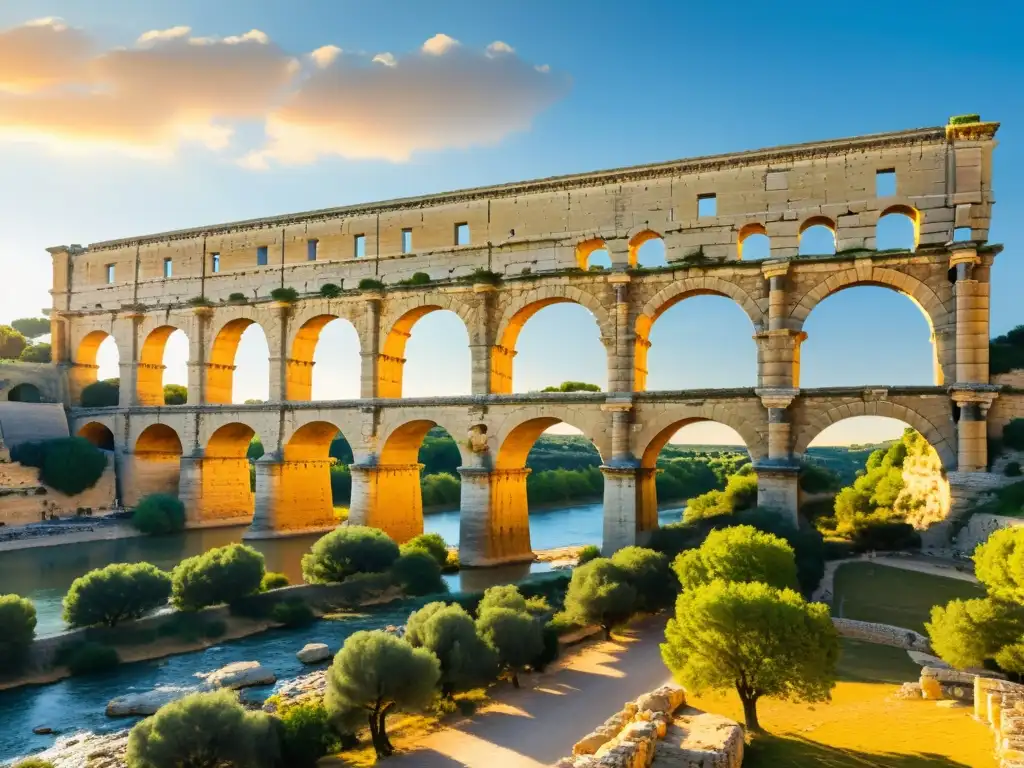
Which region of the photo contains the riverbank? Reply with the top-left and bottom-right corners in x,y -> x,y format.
0,517 -> 141,552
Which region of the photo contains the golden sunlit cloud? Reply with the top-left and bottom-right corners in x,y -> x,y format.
0,19 -> 570,165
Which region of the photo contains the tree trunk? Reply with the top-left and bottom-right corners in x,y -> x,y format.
740,693 -> 761,732
603,624 -> 612,640
378,702 -> 396,756
368,712 -> 385,758
511,671 -> 520,689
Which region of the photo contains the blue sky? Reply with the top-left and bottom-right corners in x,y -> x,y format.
1,0 -> 1021,449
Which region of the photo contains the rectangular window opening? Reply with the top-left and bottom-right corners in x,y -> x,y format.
307,239 -> 319,261
354,234 -> 366,258
697,194 -> 717,218
106,264 -> 115,284
256,246 -> 269,266
455,223 -> 470,246
163,258 -> 173,278
402,228 -> 413,254
876,169 -> 896,197
953,226 -> 972,242
211,253 -> 220,273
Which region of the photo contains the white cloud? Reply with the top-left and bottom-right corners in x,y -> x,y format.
421,33 -> 459,56
486,41 -> 514,57
137,26 -> 191,45
372,52 -> 397,67
311,45 -> 342,68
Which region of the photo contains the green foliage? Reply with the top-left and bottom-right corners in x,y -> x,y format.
63,562 -> 171,628
400,532 -> 449,568
478,584 -> 548,616
247,435 -> 265,460
610,546 -> 675,611
0,324 -> 28,359
0,594 -> 36,674
171,543 -> 265,610
849,520 -> 921,552
390,550 -> 447,597
325,630 -> 440,757
541,381 -> 601,392
475,607 -> 544,688
63,641 -> 120,675
673,525 -> 799,592
397,271 -> 432,286
949,113 -> 981,125
11,317 -> 50,339
127,689 -> 279,768
357,278 -> 385,291
132,493 -> 186,536
661,579 -> 839,731
577,544 -> 601,564
13,759 -> 55,768
991,326 -> 1024,375
19,343 -> 51,363
973,479 -> 1024,517
685,472 -> 758,522
228,292 -> 248,303
975,527 -> 1024,602
301,526 -> 400,584
799,462 -> 841,493
270,287 -> 299,303
561,559 -> 636,638
261,572 -> 290,591
319,283 -> 343,298
275,699 -> 340,768
1005,419 -> 1024,451
420,472 -> 461,507
163,383 -> 187,404
405,602 -> 497,695
271,597 -> 316,627
16,437 -> 109,496
463,268 -> 502,286
329,464 -> 351,504
186,296 -> 212,307
927,597 -> 1024,672
80,378 -> 120,407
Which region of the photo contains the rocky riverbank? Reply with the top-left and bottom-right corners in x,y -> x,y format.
0,517 -> 140,552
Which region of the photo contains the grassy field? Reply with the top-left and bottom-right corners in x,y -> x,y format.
832,562 -> 984,633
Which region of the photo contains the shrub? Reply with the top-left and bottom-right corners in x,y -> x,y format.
80,379 -> 120,408
27,438 -> 108,496
577,544 -> 601,564
63,641 -> 120,675
1007,462 -> 1023,478
399,532 -> 449,568
63,562 -> 171,627
301,526 -> 399,584
271,597 -> 316,627
261,572 -> 290,591
533,623 -> 561,672
132,493 -> 186,535
186,296 -> 212,307
275,699 -> 339,768
478,584 -> 548,616
463,268 -> 502,286
357,278 -> 385,291
171,543 -> 265,610
610,546 -> 675,611
398,272 -> 431,286
561,559 -> 636,639
850,519 -> 921,552
163,383 -> 187,404
0,325 -> 28,359
270,287 -> 300,303
949,113 -> 981,125
319,283 -> 342,298
0,594 -> 36,674
405,602 -> 496,695
1005,420 -> 1024,451
391,551 -> 448,597
127,689 -> 279,768
19,343 -> 51,363
927,597 -> 1024,672
475,607 -> 543,688
673,525 -> 799,591
228,292 -> 248,303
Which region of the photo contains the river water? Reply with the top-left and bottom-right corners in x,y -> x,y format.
0,500 -> 684,763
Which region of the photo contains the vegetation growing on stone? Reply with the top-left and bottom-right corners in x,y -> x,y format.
357,278 -> 385,291
397,271 -> 431,286
561,558 -> 636,638
132,493 -> 186,535
171,543 -> 265,610
463,268 -> 502,285
270,286 -> 300,303
186,295 -> 212,307
227,292 -> 248,303
319,283 -> 342,298
63,562 -> 171,628
948,113 -> 981,125
541,381 -> 601,392
0,594 -> 36,674
301,526 -> 400,584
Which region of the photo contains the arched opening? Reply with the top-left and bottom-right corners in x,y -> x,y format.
799,217 -> 837,256
800,287 -> 936,387
77,421 -> 115,451
738,223 -> 770,261
876,205 -> 920,251
202,422 -> 259,525
74,331 -> 120,404
803,416 -> 951,540
378,308 -> 471,398
128,424 -> 184,505
636,294 -> 757,391
630,231 -> 667,268
639,420 -> 753,527
288,316 -> 361,401
7,383 -> 42,403
576,238 -> 611,270
208,320 -> 269,404
138,326 -> 189,406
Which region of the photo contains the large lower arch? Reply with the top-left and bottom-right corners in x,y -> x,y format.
287,315 -> 361,401
194,422 -> 257,527
138,326 -> 188,406
207,319 -> 267,404
634,279 -> 764,390
125,423 -> 184,506
77,421 -> 115,450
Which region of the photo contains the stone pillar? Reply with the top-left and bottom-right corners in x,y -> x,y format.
178,453 -> 255,529
603,398 -> 635,466
267,301 -> 291,403
951,388 -> 1000,472
607,274 -> 633,394
754,465 -> 800,524
204,363 -> 237,405
470,283 -> 497,395
66,362 -> 99,405
951,246 -> 989,384
284,358 -> 315,403
754,388 -> 800,523
359,292 -> 383,399
489,345 -> 516,395
135,363 -> 166,406
246,457 -> 337,539
756,388 -> 799,462
755,331 -> 805,389
187,307 -> 213,405
347,463 -> 423,543
601,465 -> 652,554
118,312 -> 144,407
606,238 -> 630,271
762,260 -> 790,332
458,467 -> 533,567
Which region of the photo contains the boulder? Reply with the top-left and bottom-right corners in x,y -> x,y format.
635,685 -> 685,715
201,661 -> 276,690
296,643 -> 331,664
32,726 -> 54,735
106,687 -> 191,717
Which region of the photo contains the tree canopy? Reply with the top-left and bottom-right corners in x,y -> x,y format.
974,526 -> 1024,603
163,383 -> 187,405
610,546 -> 675,611
0,325 -> 27,359
171,543 -> 265,610
19,343 -> 51,363
80,378 -> 120,408
11,317 -> 50,339
475,607 -> 544,688
0,594 -> 36,673
561,558 -> 636,639
132,493 -> 186,536
405,602 -> 497,695
477,584 -> 548,616
63,562 -> 171,628
301,526 -> 400,584
399,532 -> 449,568
672,525 -> 799,592
390,550 -> 447,597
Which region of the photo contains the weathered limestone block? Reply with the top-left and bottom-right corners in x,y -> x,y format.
106,687 -> 191,717
296,643 -> 331,664
200,661 -> 276,690
654,710 -> 745,768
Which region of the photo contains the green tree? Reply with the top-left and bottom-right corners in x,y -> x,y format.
390,550 -> 447,597
37,437 -> 108,496
132,493 -> 186,536
610,546 -> 676,611
672,525 -> 798,591
475,607 -> 544,688
975,526 -> 1024,602
301,526 -> 400,584
126,689 -> 278,768
0,325 -> 27,359
400,532 -> 449,568
685,472 -> 758,522
325,630 -> 440,758
275,699 -> 339,768
577,544 -> 601,564
927,597 -> 1024,672
63,562 -> 171,628
247,436 -> 265,459
0,594 -> 36,674
19,343 -> 51,363
477,584 -> 548,616
11,317 -> 50,339
661,579 -> 839,731
261,572 -> 290,591
163,383 -> 187,405
80,379 -> 120,407
171,543 -> 265,610
405,602 -> 497,696
561,558 -> 636,639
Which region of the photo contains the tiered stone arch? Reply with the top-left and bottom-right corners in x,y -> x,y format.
490,403 -> 610,463
71,327 -> 124,404
126,423 -> 184,505
627,230 -> 664,267
575,238 -> 609,270
137,325 -> 189,406
205,308 -> 274,405
633,278 -> 766,390
286,301 -> 365,401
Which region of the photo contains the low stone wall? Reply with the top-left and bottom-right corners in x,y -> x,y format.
955,513 -> 1024,555
832,617 -> 932,652
554,685 -> 743,768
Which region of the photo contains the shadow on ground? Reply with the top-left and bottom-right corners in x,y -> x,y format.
746,733 -> 978,767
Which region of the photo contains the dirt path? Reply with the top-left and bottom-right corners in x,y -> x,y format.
384,615 -> 671,767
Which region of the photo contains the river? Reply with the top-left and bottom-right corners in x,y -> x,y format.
0,500 -> 684,763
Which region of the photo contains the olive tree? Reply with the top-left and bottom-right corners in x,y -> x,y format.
561,558 -> 636,639
477,584 -> 548,616
390,550 -> 447,596
405,602 -> 496,696
399,533 -> 449,568
927,597 -> 1024,673
475,607 -> 543,688
171,543 -> 265,610
63,562 -> 171,628
301,526 -> 400,584
126,689 -> 278,768
672,525 -> 798,591
610,546 -> 676,610
975,527 -> 1024,602
661,579 -> 838,731
325,630 -> 440,758
0,594 -> 36,673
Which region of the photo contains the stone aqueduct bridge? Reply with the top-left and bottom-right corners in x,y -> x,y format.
31,118 -> 1021,564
